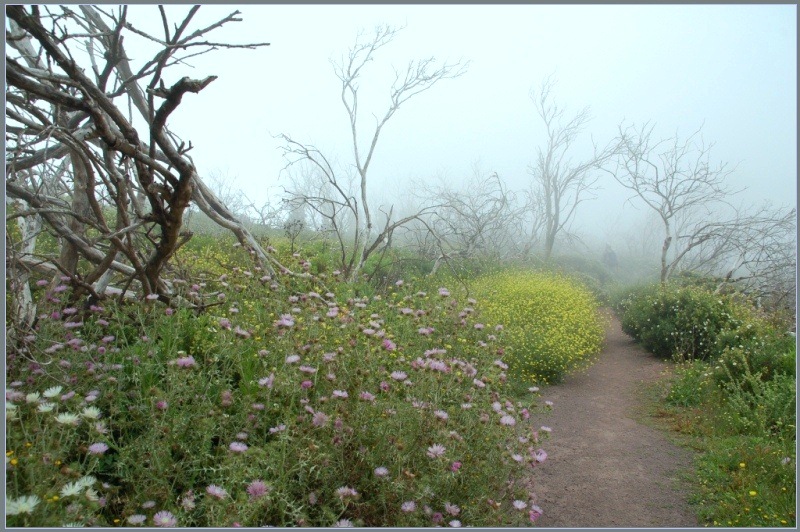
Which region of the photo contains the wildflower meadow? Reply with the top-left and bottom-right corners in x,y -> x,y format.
3,239 -> 586,527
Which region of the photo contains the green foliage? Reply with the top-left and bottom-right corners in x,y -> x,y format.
716,353 -> 796,440
665,361 -> 713,407
691,435 -> 796,527
658,362 -> 796,527
617,284 -> 747,361
471,270 -> 605,384
627,275 -> 797,527
6,248 -> 551,527
714,328 -> 796,389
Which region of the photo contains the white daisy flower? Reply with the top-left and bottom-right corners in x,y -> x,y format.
5,494 -> 41,515
37,402 -> 55,413
81,406 -> 101,419
55,413 -> 80,426
25,392 -> 41,404
60,482 -> 83,498
43,386 -> 63,398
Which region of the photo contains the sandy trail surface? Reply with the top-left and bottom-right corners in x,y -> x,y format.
532,312 -> 698,528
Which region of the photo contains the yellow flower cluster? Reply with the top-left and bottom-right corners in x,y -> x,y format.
472,270 -> 604,384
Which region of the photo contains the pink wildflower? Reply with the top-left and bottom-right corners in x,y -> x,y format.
229,442 -> 248,453
175,356 -> 196,368
445,502 -> 460,516
426,443 -> 446,458
206,484 -> 227,499
88,442 -> 109,455
427,359 -> 449,372
335,486 -> 359,500
220,390 -> 233,406
312,411 -> 329,427
247,480 -> 269,500
152,511 -> 177,527
500,415 -> 516,426
258,374 -> 275,388
359,391 -> 376,402
275,314 -> 295,327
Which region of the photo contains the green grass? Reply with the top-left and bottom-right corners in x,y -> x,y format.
634,333 -> 796,528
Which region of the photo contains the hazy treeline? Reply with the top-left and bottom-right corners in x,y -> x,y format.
6,6 -> 796,338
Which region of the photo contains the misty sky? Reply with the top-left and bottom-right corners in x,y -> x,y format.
127,4 -> 796,245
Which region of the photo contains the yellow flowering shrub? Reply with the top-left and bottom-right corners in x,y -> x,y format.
471,270 -> 605,384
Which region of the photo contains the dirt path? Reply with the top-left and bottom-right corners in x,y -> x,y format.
532,311 -> 698,528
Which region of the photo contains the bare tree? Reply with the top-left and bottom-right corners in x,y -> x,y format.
604,122 -> 743,283
415,167 -> 528,273
279,24 -> 468,281
682,204 -> 797,302
5,6 -> 304,321
528,77 -> 619,260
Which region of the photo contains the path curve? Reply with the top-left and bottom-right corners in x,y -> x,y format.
532,311 -> 698,528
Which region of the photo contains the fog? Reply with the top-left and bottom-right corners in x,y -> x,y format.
134,5 -> 794,245
21,5 -> 799,276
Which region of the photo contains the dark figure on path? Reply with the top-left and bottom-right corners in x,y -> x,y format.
602,245 -> 618,271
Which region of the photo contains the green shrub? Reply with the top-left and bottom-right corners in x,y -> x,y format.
610,283 -> 658,323
714,328 -> 796,388
716,350 -> 796,440
618,284 -> 745,361
624,277 -> 797,527
471,270 -> 605,384
666,361 -> 713,407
